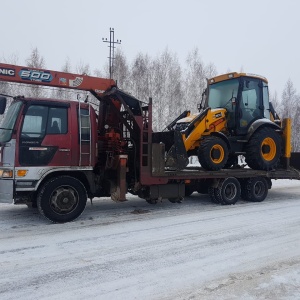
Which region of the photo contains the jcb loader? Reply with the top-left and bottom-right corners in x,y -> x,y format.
165,72 -> 287,171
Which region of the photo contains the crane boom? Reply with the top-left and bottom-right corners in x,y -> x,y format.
0,63 -> 116,96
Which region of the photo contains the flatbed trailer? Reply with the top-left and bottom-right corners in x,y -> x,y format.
0,63 -> 300,222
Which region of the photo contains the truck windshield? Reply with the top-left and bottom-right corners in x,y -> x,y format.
0,101 -> 22,144
208,79 -> 239,109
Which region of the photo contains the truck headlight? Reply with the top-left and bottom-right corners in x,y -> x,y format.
0,169 -> 13,178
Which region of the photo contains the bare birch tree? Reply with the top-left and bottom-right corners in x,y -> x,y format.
184,48 -> 217,113
281,79 -> 299,150
25,47 -> 46,98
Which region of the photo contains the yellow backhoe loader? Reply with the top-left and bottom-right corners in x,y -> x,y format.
166,72 -> 288,171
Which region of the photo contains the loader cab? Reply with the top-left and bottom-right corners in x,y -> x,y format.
207,73 -> 270,136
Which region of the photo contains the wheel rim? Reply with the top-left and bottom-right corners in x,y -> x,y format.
261,137 -> 276,161
223,183 -> 237,201
254,181 -> 266,197
210,144 -> 225,164
50,186 -> 79,214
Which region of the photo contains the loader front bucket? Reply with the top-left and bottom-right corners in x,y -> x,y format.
165,130 -> 189,170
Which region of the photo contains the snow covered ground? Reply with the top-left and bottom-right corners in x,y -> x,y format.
0,179 -> 300,299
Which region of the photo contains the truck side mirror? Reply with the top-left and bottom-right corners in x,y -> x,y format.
0,96 -> 7,114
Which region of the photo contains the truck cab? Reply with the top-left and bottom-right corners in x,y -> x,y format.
0,96 -> 97,204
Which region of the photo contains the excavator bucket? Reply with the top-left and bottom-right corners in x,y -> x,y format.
165,130 -> 189,170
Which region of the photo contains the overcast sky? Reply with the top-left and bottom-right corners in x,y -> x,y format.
1,0 -> 299,97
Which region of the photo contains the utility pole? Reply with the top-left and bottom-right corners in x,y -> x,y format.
102,28 -> 121,79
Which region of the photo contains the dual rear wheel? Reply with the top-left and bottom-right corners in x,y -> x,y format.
208,176 -> 269,205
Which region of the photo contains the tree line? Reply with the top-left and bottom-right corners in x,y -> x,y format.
1,47 -> 300,150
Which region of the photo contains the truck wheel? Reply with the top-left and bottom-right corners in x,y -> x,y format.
37,176 -> 87,223
198,136 -> 229,171
208,186 -> 220,203
214,177 -> 241,205
241,177 -> 268,202
245,127 -> 282,170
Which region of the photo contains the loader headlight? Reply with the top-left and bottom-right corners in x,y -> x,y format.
0,169 -> 13,178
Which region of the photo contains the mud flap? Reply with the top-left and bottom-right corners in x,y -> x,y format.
165,130 -> 188,170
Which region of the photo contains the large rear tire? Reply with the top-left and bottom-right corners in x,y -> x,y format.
198,136 -> 229,171
37,176 -> 87,223
245,127 -> 282,170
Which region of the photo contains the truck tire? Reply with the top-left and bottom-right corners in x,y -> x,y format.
208,186 -> 220,203
241,177 -> 268,202
37,176 -> 87,223
198,136 -> 229,171
214,177 -> 241,205
245,127 -> 282,170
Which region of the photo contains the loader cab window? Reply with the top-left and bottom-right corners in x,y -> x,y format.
262,82 -> 270,119
239,78 -> 262,129
208,78 -> 239,129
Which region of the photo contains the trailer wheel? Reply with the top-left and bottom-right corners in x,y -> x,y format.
214,177 -> 241,205
241,177 -> 268,202
208,186 -> 220,203
198,136 -> 229,171
37,176 -> 87,223
245,127 -> 282,170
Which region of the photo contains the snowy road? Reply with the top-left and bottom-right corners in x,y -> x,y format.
0,180 -> 300,299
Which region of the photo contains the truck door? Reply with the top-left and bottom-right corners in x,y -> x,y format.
18,102 -> 71,166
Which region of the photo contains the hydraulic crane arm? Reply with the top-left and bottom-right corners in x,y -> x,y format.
0,63 -> 116,96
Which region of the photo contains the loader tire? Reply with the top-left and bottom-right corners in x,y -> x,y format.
241,177 -> 268,202
198,136 -> 229,171
245,127 -> 282,171
37,176 -> 87,223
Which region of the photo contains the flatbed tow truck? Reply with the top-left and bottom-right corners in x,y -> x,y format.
0,62 -> 299,222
